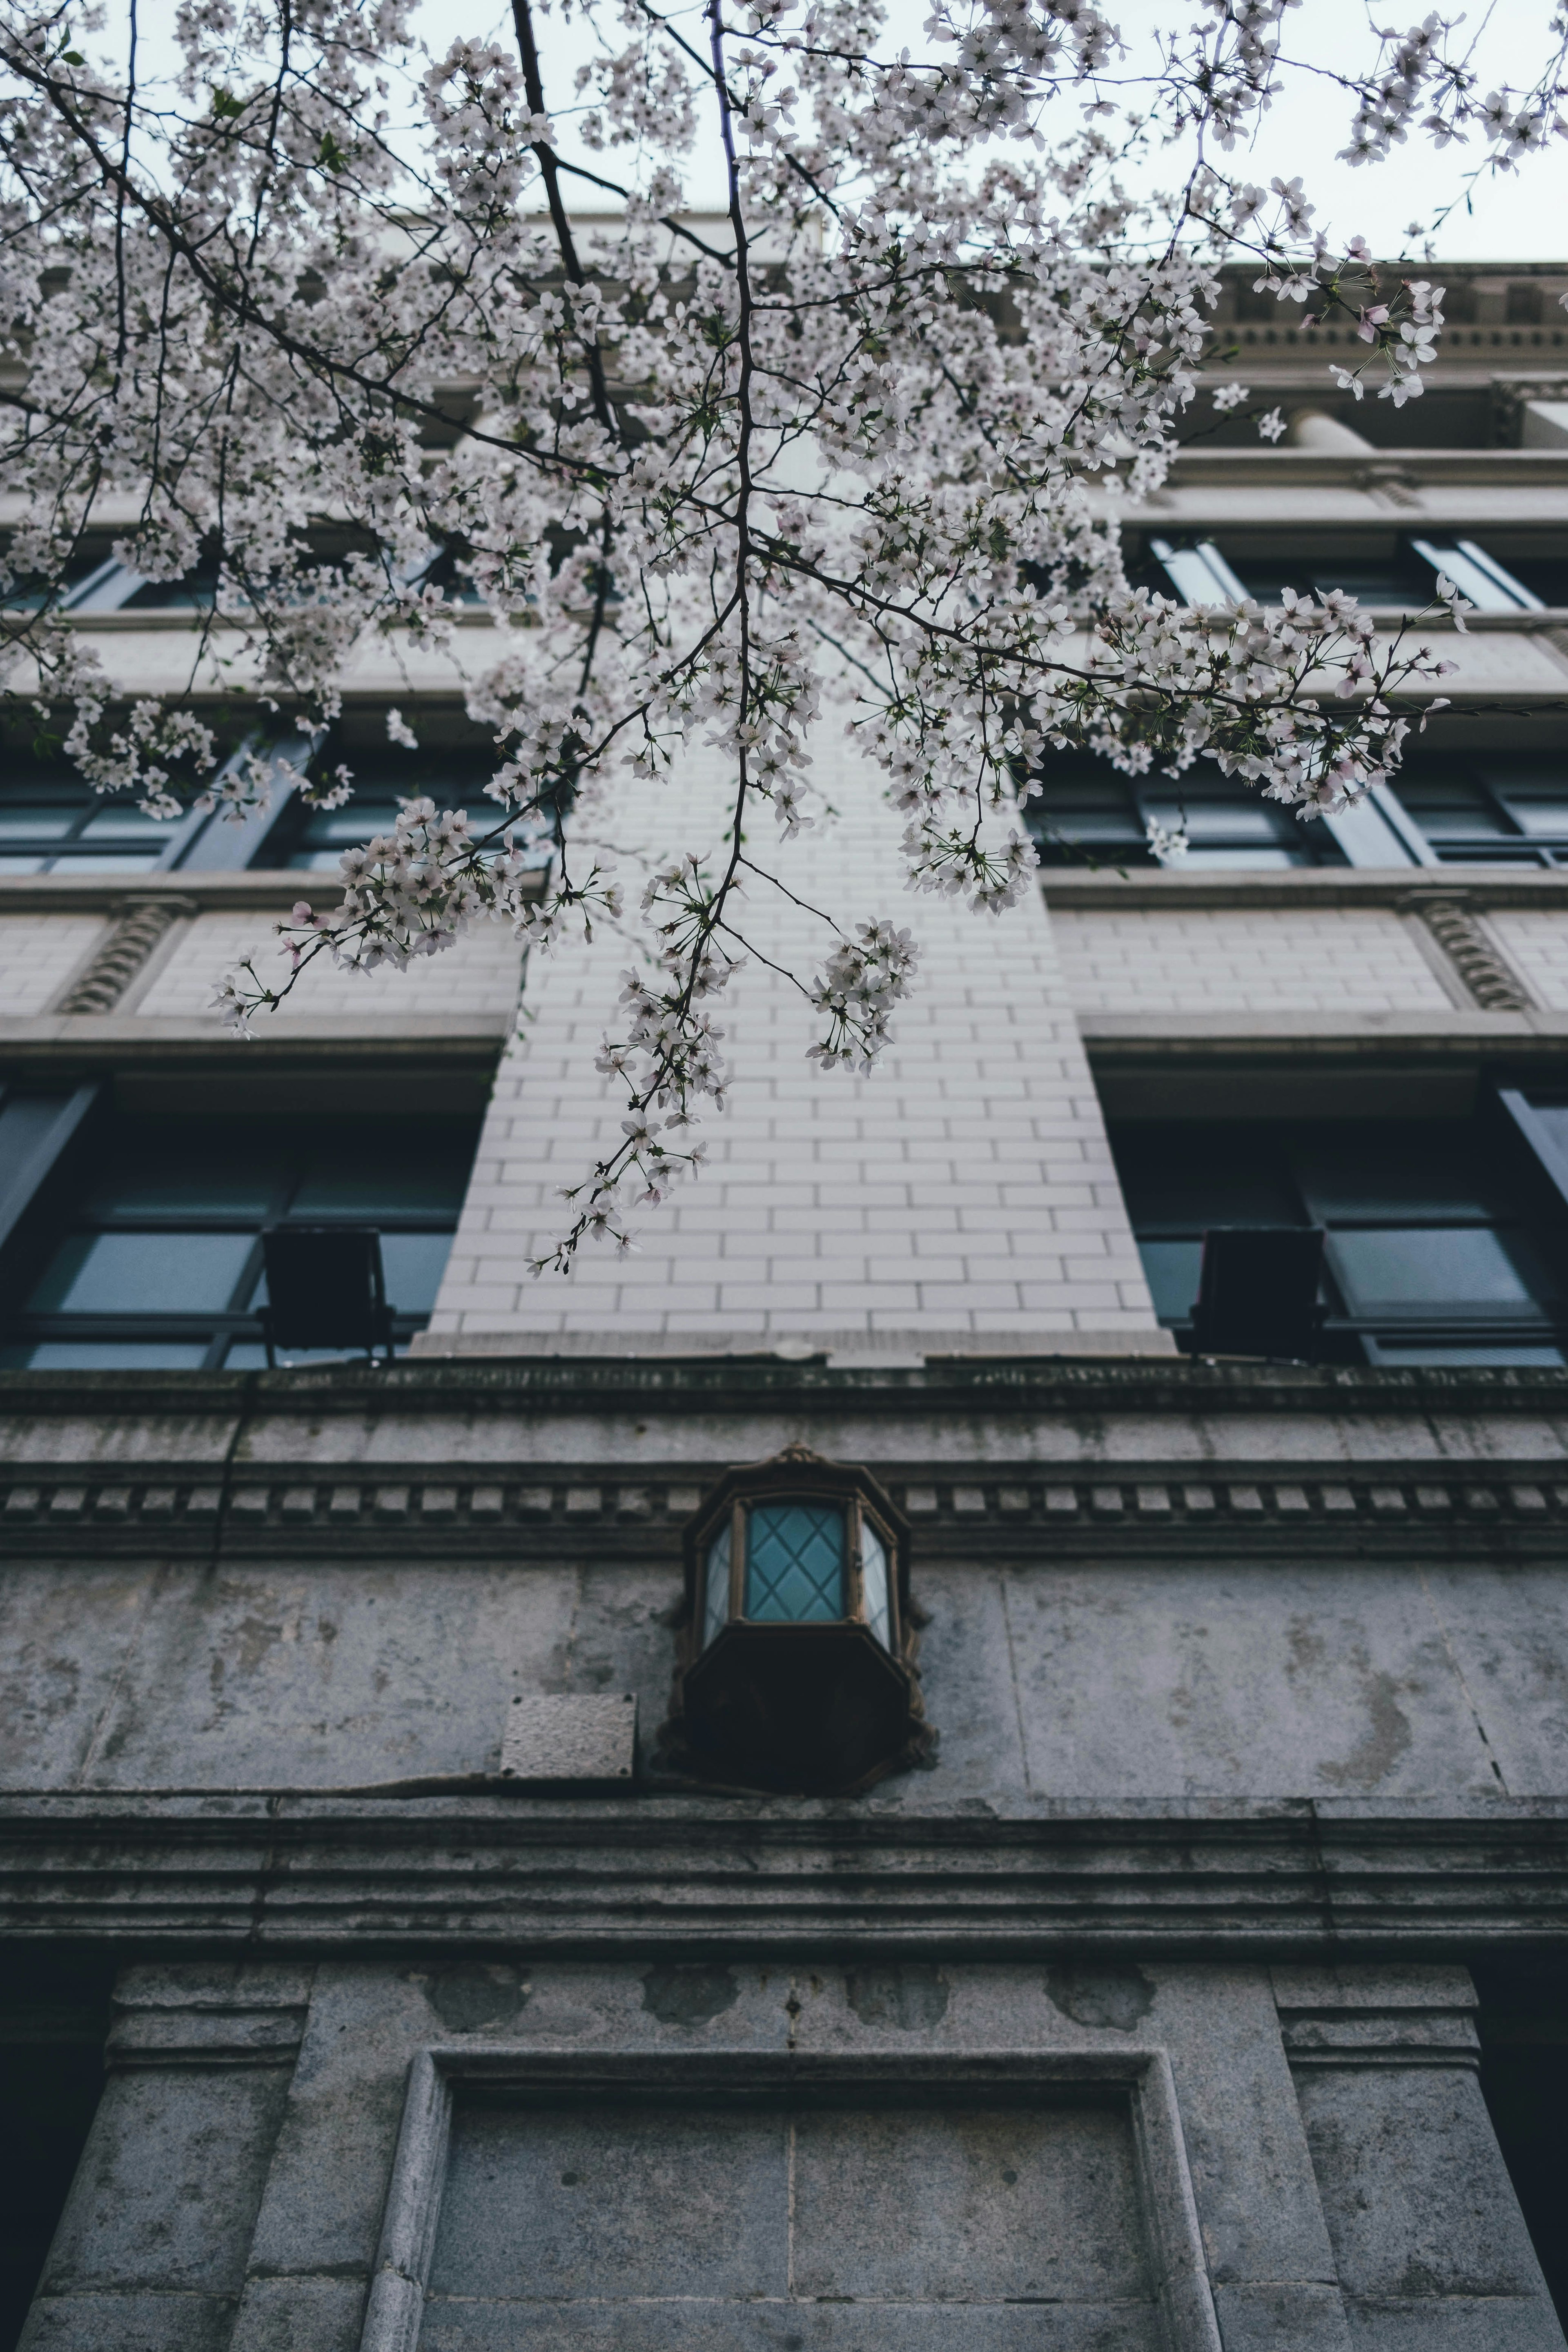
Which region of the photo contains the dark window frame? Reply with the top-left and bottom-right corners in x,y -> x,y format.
1025,757 -> 1348,871
1109,1091 -> 1568,1365
1389,752 -> 1568,869
0,1096 -> 478,1371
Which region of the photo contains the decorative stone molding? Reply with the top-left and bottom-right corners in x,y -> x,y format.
1351,461 -> 1423,511
51,895 -> 196,1015
6,1466 -> 1568,1554
2,1794 -> 1565,1950
1492,374 -> 1568,445
1410,894 -> 1535,1011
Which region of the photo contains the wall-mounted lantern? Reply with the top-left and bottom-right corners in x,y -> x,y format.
659,1444 -> 933,1795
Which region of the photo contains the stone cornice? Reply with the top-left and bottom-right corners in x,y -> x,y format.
1167,448 -> 1568,488
1043,867 -> 1568,911
0,1792 -> 1562,1954
6,1457 -> 1568,1562
4,1352 -> 1568,1420
0,869 -> 545,915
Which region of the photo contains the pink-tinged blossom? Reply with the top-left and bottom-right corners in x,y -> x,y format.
0,0 -> 1561,1261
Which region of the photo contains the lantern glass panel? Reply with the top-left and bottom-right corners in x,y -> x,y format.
702,1519 -> 732,1649
744,1501 -> 845,1621
862,1517 -> 891,1648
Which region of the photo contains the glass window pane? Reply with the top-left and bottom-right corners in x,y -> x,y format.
27,1230 -> 256,1314
1499,800 -> 1568,837
78,1126 -> 287,1217
1364,1341 -> 1565,1368
292,1127 -> 473,1216
1112,1125 -> 1301,1228
1523,1100 -> 1568,1169
376,1231 -> 454,1315
1328,1227 -> 1544,1314
1136,1238 -> 1205,1322
9,1339 -> 212,1368
744,1501 -> 845,1621
78,804 -> 177,841
293,802 -> 407,846
0,809 -> 76,840
703,1521 -> 731,1648
1144,800 -> 1284,845
66,854 -> 163,872
861,1518 -> 891,1649
1291,1127 -> 1499,1221
0,854 -> 48,872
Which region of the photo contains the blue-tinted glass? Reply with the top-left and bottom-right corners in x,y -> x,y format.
292,1128 -> 472,1216
1292,1127 -> 1499,1220
745,1501 -> 845,1622
79,1127 -> 287,1217
703,1521 -> 731,1648
1365,1341 -> 1564,1367
377,1231 -> 454,1313
78,803 -> 176,841
1329,1227 -> 1543,1314
1136,1238 -> 1204,1322
861,1518 -> 891,1648
13,1339 -> 211,1368
293,802 -> 406,848
28,1231 -> 256,1314
66,853 -> 161,872
0,808 -> 74,840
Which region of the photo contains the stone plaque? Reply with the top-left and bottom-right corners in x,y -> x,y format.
499,1693 -> 637,1784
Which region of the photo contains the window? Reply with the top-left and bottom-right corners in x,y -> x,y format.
1025,753 -> 1346,870
256,739 -> 549,871
1143,535 -> 1540,614
1475,1960 -> 1568,2334
0,1953 -> 112,2352
0,708 -> 557,877
1387,752 -> 1568,868
0,1109 -> 479,1369
0,758 -> 206,873
1109,1111 -> 1568,1364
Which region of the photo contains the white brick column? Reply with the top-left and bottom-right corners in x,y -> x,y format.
423,731 -> 1167,1356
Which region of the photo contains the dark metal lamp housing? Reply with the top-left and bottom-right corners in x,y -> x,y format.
1191,1226 -> 1326,1361
261,1227 -> 394,1367
660,1445 -> 933,1795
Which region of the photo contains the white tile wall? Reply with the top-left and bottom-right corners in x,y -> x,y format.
134,912 -> 526,1021
1048,905 -> 1457,1013
1484,908 -> 1568,1009
0,914 -> 107,1015
429,738 -> 1162,1341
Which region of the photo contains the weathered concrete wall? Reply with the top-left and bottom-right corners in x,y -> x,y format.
1,1549 -> 1566,1804
3,1364 -> 1566,2350
21,1958 -> 1560,2352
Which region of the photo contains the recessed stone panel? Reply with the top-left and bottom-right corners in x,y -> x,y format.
423,2093 -> 1158,2348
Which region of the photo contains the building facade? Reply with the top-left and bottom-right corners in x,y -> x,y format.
2,258 -> 1568,2350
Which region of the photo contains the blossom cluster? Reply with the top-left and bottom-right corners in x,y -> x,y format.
0,0 -> 1562,1261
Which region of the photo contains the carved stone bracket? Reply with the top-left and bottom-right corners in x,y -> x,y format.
51,895 -> 197,1016
1409,894 -> 1534,1011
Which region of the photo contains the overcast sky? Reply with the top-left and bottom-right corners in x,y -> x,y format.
115,0 -> 1568,260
